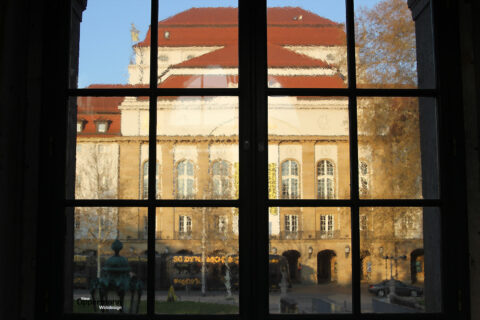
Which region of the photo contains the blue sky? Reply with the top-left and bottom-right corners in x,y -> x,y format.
78,0 -> 380,87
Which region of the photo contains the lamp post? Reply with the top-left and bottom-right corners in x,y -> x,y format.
382,254 -> 407,279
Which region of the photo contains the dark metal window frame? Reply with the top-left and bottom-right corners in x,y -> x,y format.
37,0 -> 471,319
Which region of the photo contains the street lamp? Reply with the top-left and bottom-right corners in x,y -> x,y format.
344,245 -> 350,258
272,247 -> 277,255
382,254 -> 407,279
308,246 -> 313,259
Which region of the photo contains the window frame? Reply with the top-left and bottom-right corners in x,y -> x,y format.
44,0 -> 471,319
179,215 -> 192,236
317,159 -> 336,199
359,160 -> 369,196
176,159 -> 195,199
280,159 -> 300,199
143,160 -> 160,199
211,159 -> 232,199
284,214 -> 298,232
320,214 -> 335,239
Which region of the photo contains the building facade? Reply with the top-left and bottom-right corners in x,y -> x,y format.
74,7 -> 424,286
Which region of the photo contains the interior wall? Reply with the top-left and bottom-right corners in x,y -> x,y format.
458,0 -> 480,317
0,0 -> 43,319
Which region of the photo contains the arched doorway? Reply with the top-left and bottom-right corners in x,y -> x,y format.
317,250 -> 336,284
360,250 -> 371,281
411,249 -> 424,283
282,250 -> 301,283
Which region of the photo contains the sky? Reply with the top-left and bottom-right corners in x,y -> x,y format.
78,0 -> 381,87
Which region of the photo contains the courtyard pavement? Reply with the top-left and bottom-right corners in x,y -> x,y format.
74,283 -> 379,313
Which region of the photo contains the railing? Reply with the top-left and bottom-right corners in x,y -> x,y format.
207,229 -> 239,240
174,231 -> 195,240
270,230 -> 343,240
171,231 -> 239,240
280,231 -> 303,240
316,230 -> 341,239
359,229 -> 371,240
131,228 -> 350,241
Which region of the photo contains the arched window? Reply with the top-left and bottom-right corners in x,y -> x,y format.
359,161 -> 369,196
143,161 -> 159,199
212,160 -> 231,198
176,160 -> 194,199
281,160 -> 299,199
317,160 -> 335,199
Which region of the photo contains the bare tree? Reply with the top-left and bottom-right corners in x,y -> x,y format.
198,159 -> 239,297
75,143 -> 119,277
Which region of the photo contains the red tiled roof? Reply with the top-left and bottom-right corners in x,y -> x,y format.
78,84 -> 149,113
174,45 -> 237,68
155,7 -> 338,26
77,114 -> 121,136
155,74 -> 344,88
139,27 -> 237,47
270,75 -> 346,88
77,96 -> 123,114
77,85 -> 145,136
268,44 -> 330,67
173,44 -> 330,68
267,7 -> 340,26
136,7 -> 344,47
268,27 -> 345,46
158,75 -> 238,88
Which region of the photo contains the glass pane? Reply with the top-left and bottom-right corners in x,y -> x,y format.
357,97 -> 439,199
156,207 -> 239,314
67,96 -> 149,200
354,0 -> 435,89
157,1 -> 238,88
267,1 -> 347,88
269,207 -> 351,313
268,97 -> 350,199
65,207 -> 147,314
156,97 -> 239,200
74,0 -> 151,88
360,207 -> 442,313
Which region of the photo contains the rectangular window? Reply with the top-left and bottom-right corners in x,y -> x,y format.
285,214 -> 298,232
320,214 -> 334,238
360,214 -> 368,231
179,215 -> 192,234
216,215 -> 228,234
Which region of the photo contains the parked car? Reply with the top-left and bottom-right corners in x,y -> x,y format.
368,279 -> 423,297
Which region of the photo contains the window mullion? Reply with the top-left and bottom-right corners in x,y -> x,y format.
250,0 -> 269,318
346,0 -> 361,315
147,0 -> 159,316
238,0 -> 257,318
